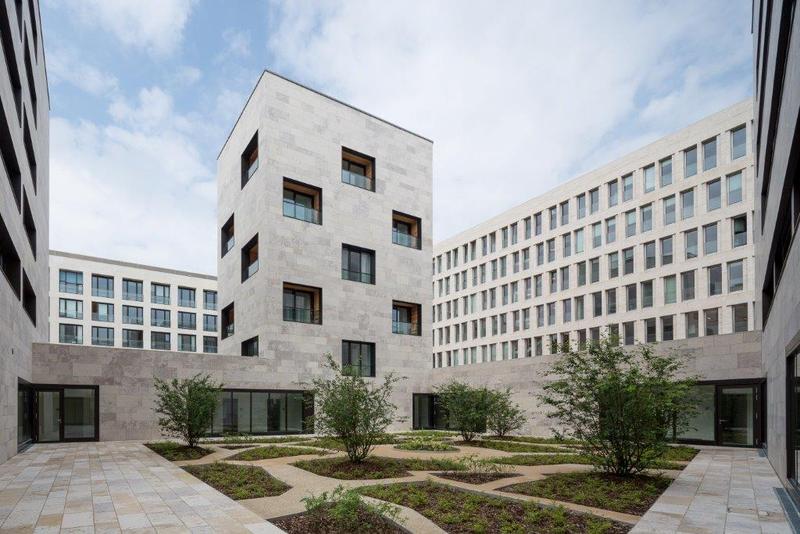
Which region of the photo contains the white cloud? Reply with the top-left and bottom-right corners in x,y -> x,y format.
173,66 -> 203,86
56,0 -> 195,57
46,47 -> 118,96
219,29 -> 251,60
265,0 -> 752,242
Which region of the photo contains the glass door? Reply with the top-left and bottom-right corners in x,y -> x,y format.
720,386 -> 756,447
37,390 -> 61,443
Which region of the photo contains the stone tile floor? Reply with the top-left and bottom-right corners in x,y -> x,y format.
632,447 -> 793,534
0,442 -> 284,533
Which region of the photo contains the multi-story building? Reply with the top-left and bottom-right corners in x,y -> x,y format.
215,70 -> 433,427
429,100 -> 760,444
0,0 -> 48,463
48,250 -> 219,354
754,0 -> 800,495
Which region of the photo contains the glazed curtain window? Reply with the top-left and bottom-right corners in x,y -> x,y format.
122,279 -> 143,301
342,244 -> 375,284
122,305 -> 143,325
659,157 -> 672,187
59,298 -> 83,319
178,334 -> 196,352
732,304 -> 748,332
122,329 -> 143,349
203,336 -> 218,354
152,283 -> 170,305
91,302 -> 114,322
685,229 -> 698,259
682,271 -> 695,300
708,265 -> 723,296
178,311 -> 197,329
283,178 -> 322,224
576,194 -> 586,218
704,223 -> 718,254
203,314 -> 217,332
728,260 -> 744,292
644,241 -> 656,269
91,326 -> 113,347
392,211 -> 421,249
732,215 -> 747,247
221,214 -> 235,257
643,164 -> 655,193
242,336 -> 258,356
622,174 -> 633,201
59,270 -> 83,294
178,287 -> 196,307
341,147 -> 375,191
342,341 -> 375,377
241,235 -> 259,282
151,308 -> 170,328
684,145 -> 697,177
727,171 -> 743,204
91,274 -> 113,298
241,132 -> 258,188
608,180 -> 618,207
704,308 -> 719,335
392,301 -> 421,335
204,290 -> 217,310
731,125 -> 746,159
640,204 -> 653,232
151,331 -> 171,350
681,189 -> 694,219
702,137 -> 717,171
707,179 -> 721,210
59,323 -> 82,344
663,195 -> 676,225
283,283 -> 322,324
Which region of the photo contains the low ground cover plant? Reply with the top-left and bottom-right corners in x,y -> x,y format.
489,453 -> 594,466
145,441 -> 213,461
201,435 -> 313,446
292,456 -> 464,480
182,462 -> 290,499
453,439 -> 565,453
435,455 -> 519,484
229,446 -> 327,461
394,437 -> 457,452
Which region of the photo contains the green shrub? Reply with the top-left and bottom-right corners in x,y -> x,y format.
302,485 -> 402,532
394,437 -> 457,452
153,374 -> 221,448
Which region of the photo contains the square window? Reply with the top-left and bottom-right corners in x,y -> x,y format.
342,147 -> 375,191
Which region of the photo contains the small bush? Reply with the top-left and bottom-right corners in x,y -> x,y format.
487,388 -> 526,437
145,441 -> 213,461
394,438 -> 457,452
153,374 -> 221,448
302,485 -> 403,533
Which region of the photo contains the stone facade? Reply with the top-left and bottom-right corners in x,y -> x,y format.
0,0 -> 48,464
48,250 -> 219,353
216,70 -> 433,423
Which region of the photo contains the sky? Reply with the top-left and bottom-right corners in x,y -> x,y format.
42,0 -> 754,275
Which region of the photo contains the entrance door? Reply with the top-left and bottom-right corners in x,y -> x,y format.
719,386 -> 757,447
37,390 -> 61,443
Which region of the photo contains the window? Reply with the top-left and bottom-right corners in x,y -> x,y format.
91,326 -> 114,347
605,217 -> 616,243
732,304 -> 748,332
660,236 -> 673,265
681,271 -> 695,300
91,302 -> 114,322
703,223 -> 718,254
685,229 -> 698,259
664,275 -> 677,304
178,311 -> 196,330
661,316 -> 674,341
342,147 -> 375,191
663,195 -> 675,225
342,341 -> 375,377
590,257 -> 600,283
608,252 -> 619,278
577,194 -> 586,218
241,234 -> 259,282
608,180 -> 618,207
549,206 -> 557,229
91,274 -> 113,298
59,269 -> 83,294
242,336 -> 258,357
547,239 -> 555,262
708,265 -> 722,296
592,222 -> 602,248
524,217 -> 531,239
393,301 -> 421,335
21,191 -> 35,256
622,247 -> 634,275
606,288 -> 617,314
203,314 -> 217,332
589,188 -> 599,213
681,189 -> 694,219
241,132 -> 258,188
221,303 -> 234,339
732,215 -> 747,247
151,331 -> 170,351
702,137 -> 717,171
644,241 -> 656,269
625,210 -> 636,237
728,260 -> 744,292
574,229 -> 584,253
660,157 -> 672,187
549,270 -> 557,293
626,284 -> 636,311
707,178 -> 721,210
283,283 -> 322,324
392,211 -> 421,249
563,299 -> 572,322
643,164 -> 655,193
619,174 -> 633,202
21,274 -> 34,325
59,324 -> 82,344
151,309 -> 170,328
623,322 -> 635,345
577,262 -> 586,286
152,283 -> 170,305
342,244 -> 375,284
22,116 -> 35,189
575,296 -> 584,320
731,125 -> 746,160
122,279 -> 143,301
592,292 -> 602,317
727,171 -> 742,204
122,305 -> 143,325
704,308 -> 719,335
562,234 -> 571,257
684,145 -> 697,177
686,312 -> 699,338
534,213 -> 542,235
221,214 -> 235,257
122,329 -> 143,349
204,290 -> 217,310
59,298 -> 83,320
283,178 -> 322,224
560,201 -> 569,225
203,336 -> 218,354
642,280 -> 653,308
645,318 -> 656,343
640,203 -> 652,232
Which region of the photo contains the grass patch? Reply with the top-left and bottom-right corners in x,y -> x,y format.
302,435 -> 398,451
500,472 -> 671,515
229,446 -> 327,461
394,430 -> 459,440
660,445 -> 699,462
490,454 -> 593,466
395,438 -> 458,452
359,481 -> 628,533
273,506 -> 403,533
145,442 -> 213,461
455,440 -> 566,453
492,435 -> 584,446
293,456 -> 464,480
182,462 -> 290,499
434,471 -> 521,485
200,435 -> 313,445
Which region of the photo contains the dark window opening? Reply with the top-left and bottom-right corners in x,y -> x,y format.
342,340 -> 375,377
221,302 -> 234,339
241,132 -> 258,188
341,147 -> 375,191
23,38 -> 35,127
242,336 -> 258,357
0,1 -> 22,124
283,283 -> 322,324
392,210 -> 421,249
0,89 -> 22,208
392,301 -> 421,335
21,271 -> 34,324
241,234 -> 259,282
341,244 -> 375,284
0,213 -> 21,297
21,189 -> 34,257
283,178 -> 322,224
221,214 -> 235,257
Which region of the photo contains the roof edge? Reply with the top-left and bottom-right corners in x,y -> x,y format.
49,250 -> 217,281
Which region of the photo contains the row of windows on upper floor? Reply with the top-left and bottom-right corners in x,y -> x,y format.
219,285 -> 423,345
433,213 -> 748,302
434,131 -> 748,276
237,337 -> 379,378
57,323 -> 218,353
57,298 -> 218,331
57,269 -> 217,309
432,303 -> 750,367
0,211 -> 36,326
433,259 -> 747,342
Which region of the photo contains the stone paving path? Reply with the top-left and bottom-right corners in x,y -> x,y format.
632,447 -> 792,534
0,442 -> 283,533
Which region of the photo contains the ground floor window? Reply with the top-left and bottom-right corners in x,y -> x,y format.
412,393 -> 449,430
788,353 -> 800,488
208,390 -> 313,436
18,384 -> 99,444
